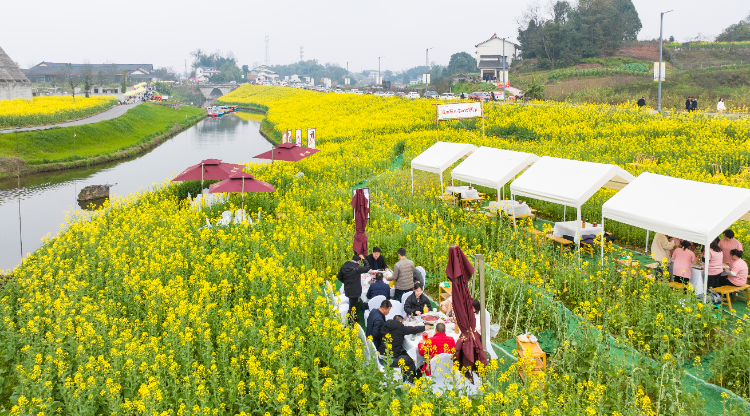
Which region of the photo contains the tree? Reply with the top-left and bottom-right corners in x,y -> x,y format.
107,63 -> 119,84
524,76 -> 546,100
56,64 -> 71,90
67,64 -> 82,99
152,67 -> 177,81
96,70 -> 108,86
82,63 -> 93,98
120,71 -> 128,95
716,14 -> 750,42
446,52 -> 477,75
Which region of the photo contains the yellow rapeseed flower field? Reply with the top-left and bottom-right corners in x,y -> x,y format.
0,96 -> 118,128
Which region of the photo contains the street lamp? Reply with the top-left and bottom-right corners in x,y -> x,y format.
426,47 -> 433,68
378,56 -> 384,86
657,10 -> 673,113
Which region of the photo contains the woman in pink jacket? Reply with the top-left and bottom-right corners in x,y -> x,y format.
671,240 -> 696,284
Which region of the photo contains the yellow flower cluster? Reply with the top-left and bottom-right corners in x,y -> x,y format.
0,96 -> 118,128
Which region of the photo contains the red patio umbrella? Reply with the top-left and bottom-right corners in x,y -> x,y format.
351,188 -> 369,255
172,159 -> 245,189
208,172 -> 275,205
446,245 -> 487,379
253,142 -> 319,162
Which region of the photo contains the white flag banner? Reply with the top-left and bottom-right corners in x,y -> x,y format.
295,129 -> 302,146
307,128 -> 316,149
282,132 -> 287,143
653,62 -> 666,81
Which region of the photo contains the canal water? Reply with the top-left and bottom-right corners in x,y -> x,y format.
0,112 -> 273,271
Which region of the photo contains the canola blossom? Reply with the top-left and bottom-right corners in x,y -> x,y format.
1,86 -> 750,415
0,96 -> 118,129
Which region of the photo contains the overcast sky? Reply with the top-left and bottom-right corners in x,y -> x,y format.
2,0 -> 747,74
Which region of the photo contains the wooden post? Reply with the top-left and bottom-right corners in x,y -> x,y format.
476,254 -> 488,357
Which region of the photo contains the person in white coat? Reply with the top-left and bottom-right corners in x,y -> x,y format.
717,98 -> 726,113
651,233 -> 676,277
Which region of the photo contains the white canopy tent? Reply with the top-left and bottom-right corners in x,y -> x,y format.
410,142 -> 478,194
450,147 -> 540,201
602,172 -> 750,299
510,156 -> 635,243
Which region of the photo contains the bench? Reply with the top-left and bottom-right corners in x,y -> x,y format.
711,164 -> 724,176
460,196 -> 484,209
712,285 -> 750,310
436,194 -> 456,204
526,227 -> 545,246
547,234 -> 573,255
736,166 -> 750,182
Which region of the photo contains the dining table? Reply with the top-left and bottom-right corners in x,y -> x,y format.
358,270 -> 395,303
487,200 -> 531,217
553,220 -> 604,244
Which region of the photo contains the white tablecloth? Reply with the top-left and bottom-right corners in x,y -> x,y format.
402,317 -> 498,366
488,200 -> 531,217
445,186 -> 479,199
553,221 -> 604,244
359,270 -> 394,303
689,267 -> 705,296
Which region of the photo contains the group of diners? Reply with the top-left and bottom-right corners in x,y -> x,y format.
652,229 -> 748,289
337,246 -> 491,383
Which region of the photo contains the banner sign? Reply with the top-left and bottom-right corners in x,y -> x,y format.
282,132 -> 288,143
437,102 -> 483,120
287,129 -> 292,143
653,62 -> 666,81
295,129 -> 302,146
496,82 -> 510,88
307,128 -> 316,149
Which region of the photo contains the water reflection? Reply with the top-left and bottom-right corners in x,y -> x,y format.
0,113 -> 273,271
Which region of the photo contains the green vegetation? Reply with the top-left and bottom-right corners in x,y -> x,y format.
450,81 -> 498,94
547,66 -> 649,81
0,104 -> 204,165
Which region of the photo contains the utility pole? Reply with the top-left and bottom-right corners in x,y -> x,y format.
658,10 -> 673,113
378,56 -> 384,86
184,59 -> 187,80
426,47 -> 433,68
265,36 -> 270,67
502,37 -> 506,101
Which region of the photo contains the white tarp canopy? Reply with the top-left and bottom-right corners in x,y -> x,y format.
451,147 -> 539,201
602,172 -> 750,245
510,156 -> 635,209
410,141 -> 477,193
601,172 -> 750,300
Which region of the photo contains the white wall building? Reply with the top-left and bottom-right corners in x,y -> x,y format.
195,67 -> 221,83
475,34 -> 518,80
0,46 -> 32,100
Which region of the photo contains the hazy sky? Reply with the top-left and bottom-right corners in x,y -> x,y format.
2,0 -> 747,74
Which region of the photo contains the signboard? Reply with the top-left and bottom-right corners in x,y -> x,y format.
495,91 -> 505,101
295,129 -> 302,146
351,188 -> 370,218
496,81 -> 509,88
437,102 -> 483,120
282,132 -> 288,143
423,74 -> 431,84
307,128 -> 316,149
653,62 -> 666,81
345,78 -> 350,85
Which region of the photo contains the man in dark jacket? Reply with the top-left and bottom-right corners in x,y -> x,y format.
337,253 -> 370,326
691,97 -> 698,112
366,272 -> 391,300
686,97 -> 692,112
637,96 -> 646,107
404,283 -> 431,315
366,299 -> 391,351
379,315 -> 426,382
365,246 -> 388,271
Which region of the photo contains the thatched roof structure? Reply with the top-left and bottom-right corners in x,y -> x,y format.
0,46 -> 30,84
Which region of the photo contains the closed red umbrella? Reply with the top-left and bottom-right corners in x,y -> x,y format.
172,159 -> 245,189
253,142 -> 319,162
351,188 -> 369,255
209,172 -> 275,205
446,245 -> 487,379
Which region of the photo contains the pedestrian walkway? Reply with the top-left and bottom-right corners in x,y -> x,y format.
0,103 -> 141,134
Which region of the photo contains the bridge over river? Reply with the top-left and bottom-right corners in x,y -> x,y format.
197,83 -> 239,101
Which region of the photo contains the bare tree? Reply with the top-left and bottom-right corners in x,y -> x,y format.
108,63 -> 119,84
67,65 -> 82,100
82,61 -> 93,98
56,64 -> 72,92
96,70 -> 108,87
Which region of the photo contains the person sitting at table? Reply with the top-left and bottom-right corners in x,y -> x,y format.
712,249 -> 748,288
388,247 -> 415,302
366,246 -> 388,271
337,253 -> 371,326
440,296 -> 454,318
671,240 -> 696,284
366,272 -> 391,300
719,229 -> 743,265
379,314 -> 427,383
418,322 -> 456,376
651,233 -> 676,277
404,282 -> 431,316
366,299 -> 391,351
706,238 -> 726,288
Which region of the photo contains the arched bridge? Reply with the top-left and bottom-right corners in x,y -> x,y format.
197,84 -> 239,100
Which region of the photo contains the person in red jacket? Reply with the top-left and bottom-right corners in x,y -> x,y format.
418,323 -> 456,376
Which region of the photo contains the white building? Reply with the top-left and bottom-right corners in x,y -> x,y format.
0,46 -> 32,100
475,34 -> 518,81
195,67 -> 221,83
249,65 -> 279,83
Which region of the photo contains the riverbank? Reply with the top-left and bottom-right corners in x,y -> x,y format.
0,104 -> 205,179
214,101 -> 281,145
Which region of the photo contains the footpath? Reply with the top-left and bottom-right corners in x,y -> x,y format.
0,103 -> 140,134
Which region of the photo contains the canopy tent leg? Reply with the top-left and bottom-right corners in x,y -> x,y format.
511,193 -> 517,232
704,240 -> 710,304
440,173 -> 444,197
645,230 -> 650,253
600,215 -> 605,266
576,207 -> 582,255
497,186 -> 501,202
411,168 -> 414,195
564,206 -> 566,221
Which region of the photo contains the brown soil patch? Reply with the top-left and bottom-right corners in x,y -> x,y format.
616,42 -> 660,61
575,63 -> 604,70
546,76 -> 642,97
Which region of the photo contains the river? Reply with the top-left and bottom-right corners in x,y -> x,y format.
0,112 -> 273,271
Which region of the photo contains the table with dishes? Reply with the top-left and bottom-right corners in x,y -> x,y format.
688,263 -> 706,296
487,200 -> 531,217
359,269 -> 395,303
552,221 -> 604,244
400,313 -> 499,366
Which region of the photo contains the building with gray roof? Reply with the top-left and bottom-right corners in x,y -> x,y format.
0,46 -> 32,100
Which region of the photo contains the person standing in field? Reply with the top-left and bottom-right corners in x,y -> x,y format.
691,97 -> 698,112
685,97 -> 692,112
717,98 -> 726,113
719,229 -> 743,265
637,96 -> 646,107
388,247 -> 415,302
